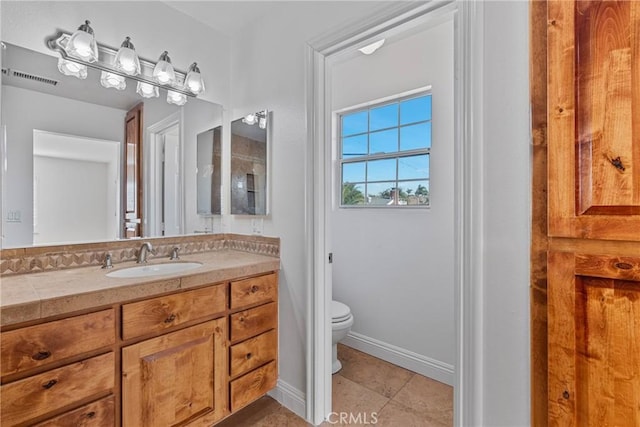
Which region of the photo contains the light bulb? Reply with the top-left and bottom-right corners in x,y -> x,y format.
243,114 -> 257,125
114,37 -> 141,76
100,71 -> 126,90
136,82 -> 159,98
167,90 -> 187,106
184,63 -> 205,95
57,57 -> 87,79
152,51 -> 175,85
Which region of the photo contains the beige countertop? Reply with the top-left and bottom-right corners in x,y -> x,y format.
0,250 -> 280,327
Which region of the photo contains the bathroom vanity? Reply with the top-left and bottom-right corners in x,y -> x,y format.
0,234 -> 279,426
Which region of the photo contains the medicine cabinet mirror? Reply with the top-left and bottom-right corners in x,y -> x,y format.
230,111 -> 269,216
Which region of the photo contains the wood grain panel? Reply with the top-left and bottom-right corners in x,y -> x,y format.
121,318 -> 226,427
230,329 -> 277,378
230,274 -> 277,309
575,253 -> 640,281
34,395 -> 115,427
122,284 -> 226,340
1,309 -> 115,378
548,0 -> 640,240
229,360 -> 277,413
0,352 -> 114,426
230,302 -> 277,343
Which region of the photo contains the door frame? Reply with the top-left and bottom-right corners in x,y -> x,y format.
145,112 -> 184,237
304,1 -> 485,425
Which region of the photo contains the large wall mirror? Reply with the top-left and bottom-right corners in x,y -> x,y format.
196,126 -> 222,216
1,42 -> 223,248
230,111 -> 269,216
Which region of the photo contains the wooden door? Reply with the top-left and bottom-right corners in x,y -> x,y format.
548,251 -> 640,426
548,0 -> 640,241
124,103 -> 143,238
121,319 -> 227,427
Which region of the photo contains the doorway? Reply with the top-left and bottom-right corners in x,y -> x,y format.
146,113 -> 183,237
305,1 -> 484,425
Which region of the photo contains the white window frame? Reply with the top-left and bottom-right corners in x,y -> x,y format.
336,86 -> 432,208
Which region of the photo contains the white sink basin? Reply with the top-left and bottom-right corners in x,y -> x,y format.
106,262 -> 203,278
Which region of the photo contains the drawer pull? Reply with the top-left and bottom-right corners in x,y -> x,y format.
164,313 -> 177,323
246,352 -> 253,360
615,262 -> 634,270
32,350 -> 52,361
42,379 -> 58,389
250,285 -> 259,294
86,411 -> 96,419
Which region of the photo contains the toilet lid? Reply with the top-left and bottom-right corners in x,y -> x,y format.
332,300 -> 351,323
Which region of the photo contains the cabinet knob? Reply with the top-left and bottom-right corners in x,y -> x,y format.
250,285 -> 259,293
86,411 -> 96,419
42,379 -> 58,390
32,350 -> 52,361
246,352 -> 253,360
562,390 -> 570,400
164,313 -> 177,323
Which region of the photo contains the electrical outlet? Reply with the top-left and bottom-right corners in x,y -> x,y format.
6,210 -> 21,223
251,218 -> 263,235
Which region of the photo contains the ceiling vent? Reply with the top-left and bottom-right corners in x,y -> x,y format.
4,68 -> 59,86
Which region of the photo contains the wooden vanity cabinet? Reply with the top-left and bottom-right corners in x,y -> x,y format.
0,271 -> 278,427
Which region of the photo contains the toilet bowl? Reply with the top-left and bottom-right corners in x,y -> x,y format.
331,300 -> 354,374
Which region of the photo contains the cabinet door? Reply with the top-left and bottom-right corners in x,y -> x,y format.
548,251 -> 640,426
122,319 -> 227,427
548,0 -> 640,240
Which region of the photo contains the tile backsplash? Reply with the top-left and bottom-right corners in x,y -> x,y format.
0,234 -> 279,276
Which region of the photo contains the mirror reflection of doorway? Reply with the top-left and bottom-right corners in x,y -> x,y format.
146,114 -> 183,237
32,130 -> 120,245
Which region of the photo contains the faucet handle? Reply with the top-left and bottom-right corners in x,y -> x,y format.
170,247 -> 180,260
102,253 -> 113,269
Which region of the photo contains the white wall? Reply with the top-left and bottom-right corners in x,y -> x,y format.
1,85 -> 125,247
330,20 -> 455,378
228,0 -> 400,400
33,156 -> 110,244
0,1 -> 230,106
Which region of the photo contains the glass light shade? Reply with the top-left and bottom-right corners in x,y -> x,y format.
66,20 -> 98,62
100,71 -> 126,90
243,113 -> 257,125
152,51 -> 175,85
167,90 -> 187,106
259,116 -> 267,129
57,57 -> 87,79
114,37 -> 140,76
136,82 -> 159,98
184,63 -> 205,95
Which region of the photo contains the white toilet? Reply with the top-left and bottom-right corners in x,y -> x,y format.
331,300 -> 354,374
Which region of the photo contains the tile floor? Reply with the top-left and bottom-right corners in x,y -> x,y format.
217,344 -> 453,426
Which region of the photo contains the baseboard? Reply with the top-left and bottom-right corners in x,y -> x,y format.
342,331 -> 454,386
268,379 -> 307,421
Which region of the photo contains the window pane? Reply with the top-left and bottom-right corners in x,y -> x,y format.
370,104 -> 398,131
369,129 -> 397,154
366,182 -> 396,205
400,95 -> 431,125
342,161 -> 366,183
399,180 -> 430,205
398,154 -> 429,180
342,182 -> 365,205
400,122 -> 431,151
342,111 -> 368,136
367,158 -> 396,182
342,134 -> 368,158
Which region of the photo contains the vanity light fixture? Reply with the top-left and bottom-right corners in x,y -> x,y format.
358,38 -> 385,55
242,110 -> 268,129
46,20 -> 205,105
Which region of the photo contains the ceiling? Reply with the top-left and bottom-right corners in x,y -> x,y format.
163,1 -> 289,37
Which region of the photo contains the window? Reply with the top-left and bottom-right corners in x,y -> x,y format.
339,92 -> 431,207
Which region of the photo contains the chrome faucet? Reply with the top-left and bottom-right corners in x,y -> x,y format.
137,242 -> 154,263
169,246 -> 180,260
102,253 -> 113,269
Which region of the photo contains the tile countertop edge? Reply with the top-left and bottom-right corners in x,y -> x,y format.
1,250 -> 281,327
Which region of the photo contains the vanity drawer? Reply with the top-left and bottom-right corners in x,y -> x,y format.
230,329 -> 277,378
230,360 -> 277,412
230,302 -> 277,342
122,284 -> 226,340
1,309 -> 115,377
230,273 -> 277,309
34,395 -> 115,427
0,352 -> 114,426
